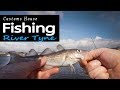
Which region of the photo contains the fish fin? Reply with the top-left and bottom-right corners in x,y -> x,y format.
57,44 -> 65,51
40,48 -> 54,55
69,64 -> 76,74
25,49 -> 38,56
0,53 -> 10,68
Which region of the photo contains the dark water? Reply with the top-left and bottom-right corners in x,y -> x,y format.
50,62 -> 90,79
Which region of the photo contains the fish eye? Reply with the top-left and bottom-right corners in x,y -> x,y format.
77,50 -> 81,52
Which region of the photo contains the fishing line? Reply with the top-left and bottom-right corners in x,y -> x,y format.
91,37 -> 97,49
87,32 -> 97,50
62,56 -> 78,79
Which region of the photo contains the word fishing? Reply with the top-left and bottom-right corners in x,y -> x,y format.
3,22 -> 55,36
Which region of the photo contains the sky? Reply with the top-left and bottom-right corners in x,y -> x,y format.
60,11 -> 120,40
0,11 -> 120,52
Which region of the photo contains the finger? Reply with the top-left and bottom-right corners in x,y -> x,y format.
79,50 -> 101,68
44,67 -> 59,75
84,48 -> 106,62
95,73 -> 109,79
86,60 -> 102,72
80,59 -> 88,68
37,72 -> 50,79
37,68 -> 59,79
39,56 -> 47,66
37,67 -> 59,79
88,66 -> 107,79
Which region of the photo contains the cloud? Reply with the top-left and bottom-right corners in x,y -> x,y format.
95,36 -> 102,40
25,11 -> 63,18
0,36 -> 120,52
55,36 -> 120,50
0,42 -> 48,52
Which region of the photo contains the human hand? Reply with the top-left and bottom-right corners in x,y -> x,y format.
0,57 -> 59,79
80,48 -> 120,79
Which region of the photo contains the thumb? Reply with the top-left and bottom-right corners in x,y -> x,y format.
26,57 -> 47,79
80,48 -> 105,67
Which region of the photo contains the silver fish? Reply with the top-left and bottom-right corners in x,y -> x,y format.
42,49 -> 87,72
0,45 -> 88,72
39,45 -> 87,72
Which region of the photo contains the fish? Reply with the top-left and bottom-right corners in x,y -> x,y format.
42,49 -> 87,72
0,44 -> 88,72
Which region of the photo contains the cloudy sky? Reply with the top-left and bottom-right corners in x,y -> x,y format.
0,11 -> 120,52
